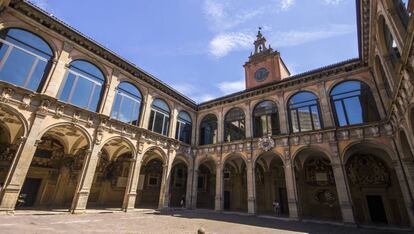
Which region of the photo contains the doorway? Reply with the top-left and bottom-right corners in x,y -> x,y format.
18,178 -> 42,207
366,195 -> 388,224
224,191 -> 230,210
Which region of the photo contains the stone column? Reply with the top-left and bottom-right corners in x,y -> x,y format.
392,160 -> 414,226
101,69 -> 121,116
217,109 -> 224,143
246,158 -> 256,214
43,42 -> 73,97
331,163 -> 355,224
122,154 -> 142,211
284,157 -> 299,219
140,90 -> 153,129
169,107 -> 178,139
277,91 -> 288,134
185,163 -> 193,209
215,161 -> 223,211
191,166 -> 199,209
70,144 -> 101,214
317,82 -> 334,128
245,103 -> 252,138
386,8 -> 407,51
52,166 -> 71,207
0,114 -> 45,213
158,163 -> 172,208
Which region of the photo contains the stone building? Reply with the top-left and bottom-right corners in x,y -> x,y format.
0,0 -> 413,229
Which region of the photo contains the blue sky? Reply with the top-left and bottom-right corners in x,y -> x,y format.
30,0 -> 358,103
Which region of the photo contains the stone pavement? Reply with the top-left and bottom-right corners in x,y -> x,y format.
0,209 -> 410,234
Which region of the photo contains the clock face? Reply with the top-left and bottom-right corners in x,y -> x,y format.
254,68 -> 269,82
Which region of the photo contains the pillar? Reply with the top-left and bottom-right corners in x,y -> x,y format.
215,161 -> 223,211
331,162 -> 356,224
43,42 -> 73,97
317,82 -> 334,128
158,163 -> 171,208
246,158 -> 256,214
0,114 -> 45,213
169,107 -> 178,139
70,143 -> 101,214
122,154 -> 142,211
393,160 -> 414,226
140,90 -> 153,129
277,91 -> 288,134
191,167 -> 199,209
101,69 -> 121,116
284,158 -> 299,219
185,165 -> 193,209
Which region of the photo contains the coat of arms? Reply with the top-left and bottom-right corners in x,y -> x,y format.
258,135 -> 274,152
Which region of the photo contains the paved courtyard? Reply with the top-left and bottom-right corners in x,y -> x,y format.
0,209 -> 409,234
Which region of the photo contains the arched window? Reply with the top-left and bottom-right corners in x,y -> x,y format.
175,111 -> 192,144
253,100 -> 280,137
375,56 -> 392,97
288,92 -> 322,133
111,82 -> 142,125
395,0 -> 409,28
0,28 -> 53,91
330,81 -> 379,127
200,114 -> 218,145
58,60 -> 105,111
380,16 -> 400,67
224,108 -> 245,142
148,98 -> 170,136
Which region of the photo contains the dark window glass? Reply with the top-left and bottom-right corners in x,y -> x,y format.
253,100 -> 280,137
330,81 -> 380,127
381,16 -> 400,67
148,98 -> 170,136
375,56 -> 392,97
0,28 -> 52,92
175,111 -> 192,144
288,92 -> 322,133
200,114 -> 218,145
224,108 -> 245,142
58,60 -> 105,112
111,82 -> 142,126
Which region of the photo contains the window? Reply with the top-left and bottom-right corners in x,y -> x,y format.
199,114 -> 218,145
380,16 -> 400,67
175,111 -> 192,144
253,100 -> 280,137
59,60 -> 105,111
111,82 -> 142,125
0,28 -> 53,91
224,108 -> 245,142
288,92 -> 322,133
148,98 -> 170,136
395,0 -> 409,27
330,81 -> 379,127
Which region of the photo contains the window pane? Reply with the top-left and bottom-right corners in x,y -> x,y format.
334,101 -> 347,127
163,116 -> 170,136
131,102 -> 140,125
0,43 -> 9,60
153,112 -> 164,134
89,85 -> 102,111
344,97 -> 363,125
119,96 -> 135,123
175,123 -> 180,139
0,48 -> 35,87
310,106 -> 321,130
5,29 -> 52,56
27,59 -> 47,91
71,77 -> 94,109
60,73 -> 76,102
148,111 -> 155,130
291,110 -> 299,133
111,94 -> 121,119
298,107 -> 312,132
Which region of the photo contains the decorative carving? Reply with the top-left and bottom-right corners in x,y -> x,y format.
72,112 -> 80,123
314,189 -> 336,205
304,157 -> 335,186
54,105 -> 64,118
258,135 -> 274,152
346,154 -> 390,186
63,41 -> 74,53
0,88 -> 14,103
37,99 -> 51,115
20,94 -> 33,109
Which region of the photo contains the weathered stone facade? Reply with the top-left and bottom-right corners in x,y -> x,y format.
0,0 -> 413,230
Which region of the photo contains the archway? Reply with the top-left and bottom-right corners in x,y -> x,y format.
294,148 -> 341,221
223,155 -> 247,212
87,138 -> 134,209
345,144 -> 410,226
255,152 -> 288,216
135,148 -> 165,208
196,159 -> 216,209
169,160 -> 188,208
17,124 -> 90,210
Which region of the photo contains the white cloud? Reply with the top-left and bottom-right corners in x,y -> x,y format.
280,0 -> 295,10
194,94 -> 216,103
322,0 -> 343,5
171,83 -> 217,103
217,79 -> 245,95
270,24 -> 355,47
29,0 -> 50,11
209,32 -> 254,58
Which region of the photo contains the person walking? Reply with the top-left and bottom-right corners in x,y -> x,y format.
272,200 -> 280,216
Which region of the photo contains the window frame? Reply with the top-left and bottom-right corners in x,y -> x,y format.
111,82 -> 142,126
224,107 -> 246,142
288,92 -> 323,133
199,114 -> 218,146
148,98 -> 170,136
175,111 -> 192,144
253,100 -> 280,137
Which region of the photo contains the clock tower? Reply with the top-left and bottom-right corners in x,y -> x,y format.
244,29 -> 290,89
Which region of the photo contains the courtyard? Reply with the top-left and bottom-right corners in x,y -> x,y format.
0,209 -> 409,234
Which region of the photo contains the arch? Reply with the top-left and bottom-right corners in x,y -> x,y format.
291,145 -> 333,168
175,111 -> 192,144
287,91 -> 322,133
377,14 -> 401,67
253,150 -> 285,168
0,103 -> 29,139
222,152 -> 248,166
199,113 -> 218,145
58,59 -> 106,112
98,136 -> 137,158
173,154 -> 190,167
141,146 -> 167,164
222,152 -> 248,212
342,140 -> 396,165
330,80 -> 380,127
0,27 -> 54,92
252,100 -> 280,137
148,98 -> 170,136
36,122 -> 93,150
224,107 -> 246,142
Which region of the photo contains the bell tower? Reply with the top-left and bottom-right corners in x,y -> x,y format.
244,29 -> 290,90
